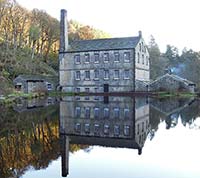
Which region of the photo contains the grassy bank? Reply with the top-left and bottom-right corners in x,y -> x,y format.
152,91 -> 197,98
0,92 -> 46,106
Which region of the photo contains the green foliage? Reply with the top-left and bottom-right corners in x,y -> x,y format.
68,19 -> 111,41
148,35 -> 200,90
148,35 -> 169,80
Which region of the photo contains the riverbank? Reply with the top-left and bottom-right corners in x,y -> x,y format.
0,90 -> 199,106
0,92 -> 46,106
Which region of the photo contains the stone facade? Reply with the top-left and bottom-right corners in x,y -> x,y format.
13,75 -> 58,93
59,10 -> 150,93
149,73 -> 196,93
60,96 -> 149,147
59,96 -> 150,176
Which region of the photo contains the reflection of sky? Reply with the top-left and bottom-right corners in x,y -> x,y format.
23,117 -> 200,178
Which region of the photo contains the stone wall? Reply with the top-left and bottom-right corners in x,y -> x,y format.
149,74 -> 195,93
60,49 -> 135,92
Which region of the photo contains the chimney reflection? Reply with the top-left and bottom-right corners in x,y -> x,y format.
59,96 -> 150,177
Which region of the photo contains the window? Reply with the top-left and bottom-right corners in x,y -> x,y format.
114,108 -> 120,118
139,43 -> 142,52
141,42 -> 144,52
85,71 -> 90,80
94,70 -> 99,80
142,54 -> 145,64
124,52 -> 130,62
94,124 -> 100,135
104,53 -> 109,63
84,123 -> 90,133
74,123 -> 81,133
94,88 -> 99,100
85,88 -> 90,100
85,107 -> 90,118
137,124 -> 140,135
85,53 -> 90,63
75,107 -> 81,117
75,71 -> 81,80
94,53 -> 99,63
76,88 -> 80,93
104,124 -> 109,135
74,55 -> 80,64
47,83 -> 52,90
142,122 -> 144,132
104,70 -> 109,80
85,88 -> 90,93
137,53 -> 140,63
114,52 -> 120,62
114,125 -> 120,136
146,56 -> 149,66
94,107 -> 99,118
114,70 -> 119,79
76,88 -> 80,100
124,125 -> 130,136
124,70 -> 130,79
124,108 -> 130,119
103,108 -> 109,118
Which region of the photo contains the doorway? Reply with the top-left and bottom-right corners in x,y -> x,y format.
104,84 -> 109,92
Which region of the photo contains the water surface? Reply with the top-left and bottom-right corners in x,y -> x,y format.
0,96 -> 200,178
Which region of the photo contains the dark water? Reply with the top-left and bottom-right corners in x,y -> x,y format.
0,96 -> 200,178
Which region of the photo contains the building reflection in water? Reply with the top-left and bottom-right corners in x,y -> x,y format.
59,96 -> 150,177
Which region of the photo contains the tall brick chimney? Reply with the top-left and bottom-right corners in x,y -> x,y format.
60,9 -> 68,52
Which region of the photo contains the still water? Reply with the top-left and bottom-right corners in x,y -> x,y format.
0,96 -> 200,178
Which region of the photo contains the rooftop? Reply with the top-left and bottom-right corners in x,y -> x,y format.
67,36 -> 141,52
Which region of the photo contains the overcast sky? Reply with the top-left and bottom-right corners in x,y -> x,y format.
17,0 -> 200,53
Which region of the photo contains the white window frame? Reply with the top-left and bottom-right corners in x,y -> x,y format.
124,70 -> 130,79
74,54 -> 81,64
114,70 -> 120,80
84,53 -> 90,63
103,53 -> 109,63
85,71 -> 90,80
94,70 -> 99,80
114,52 -> 120,63
94,53 -> 100,63
124,52 -> 130,62
104,69 -> 109,80
75,71 -> 81,80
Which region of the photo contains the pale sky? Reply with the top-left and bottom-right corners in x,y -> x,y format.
17,0 -> 200,53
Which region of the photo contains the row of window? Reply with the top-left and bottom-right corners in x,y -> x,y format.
75,87 -> 100,100
137,53 -> 149,66
75,106 -> 131,119
75,69 -> 130,80
74,123 -> 131,136
74,51 -> 131,64
139,42 -> 146,53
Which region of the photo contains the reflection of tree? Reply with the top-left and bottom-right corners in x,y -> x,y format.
0,104 -> 90,178
69,144 -> 90,153
179,100 -> 200,127
0,105 -> 60,178
149,99 -> 200,139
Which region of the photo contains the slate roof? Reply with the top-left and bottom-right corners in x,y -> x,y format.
68,36 -> 140,52
14,74 -> 58,83
149,73 -> 195,86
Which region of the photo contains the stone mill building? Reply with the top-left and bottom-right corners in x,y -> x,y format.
59,9 -> 150,93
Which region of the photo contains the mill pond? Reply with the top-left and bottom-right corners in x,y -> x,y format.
0,96 -> 200,178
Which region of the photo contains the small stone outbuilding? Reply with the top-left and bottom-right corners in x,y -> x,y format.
149,73 -> 196,93
13,75 -> 58,93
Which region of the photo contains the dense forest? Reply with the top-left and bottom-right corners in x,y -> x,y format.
149,35 -> 200,89
0,105 -> 89,178
0,0 -> 110,94
1,0 -> 200,94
